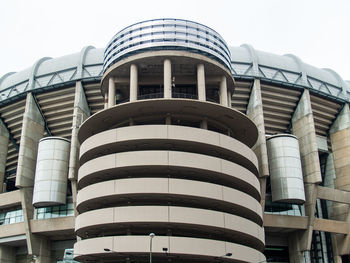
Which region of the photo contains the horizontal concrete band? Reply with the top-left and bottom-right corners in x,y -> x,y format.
78,150 -> 260,200
0,190 -> 21,209
78,99 -> 258,147
79,124 -> 258,175
76,178 -> 263,226
73,235 -> 266,263
75,206 -> 265,251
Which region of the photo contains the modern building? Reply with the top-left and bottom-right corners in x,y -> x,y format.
0,18 -> 349,263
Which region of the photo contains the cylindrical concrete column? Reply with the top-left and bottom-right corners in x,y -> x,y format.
220,75 -> 228,107
197,64 -> 206,101
108,77 -> 115,108
104,92 -> 108,109
164,59 -> 172,98
130,64 -> 138,102
227,89 -> 232,107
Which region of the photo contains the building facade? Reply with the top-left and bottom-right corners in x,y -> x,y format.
0,19 -> 349,263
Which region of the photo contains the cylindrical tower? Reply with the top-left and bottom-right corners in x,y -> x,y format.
33,137 -> 70,207
74,19 -> 265,263
266,134 -> 305,204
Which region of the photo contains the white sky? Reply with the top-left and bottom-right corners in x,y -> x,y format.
1,0 -> 349,80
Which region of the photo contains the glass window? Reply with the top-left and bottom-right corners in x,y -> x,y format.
34,203 -> 75,220
0,208 -> 24,225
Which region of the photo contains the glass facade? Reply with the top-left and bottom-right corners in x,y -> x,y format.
264,198 -> 304,216
0,209 -> 24,225
35,203 -> 74,219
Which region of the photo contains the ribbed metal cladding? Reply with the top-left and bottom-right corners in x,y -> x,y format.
266,134 -> 306,204
103,18 -> 232,73
74,99 -> 265,262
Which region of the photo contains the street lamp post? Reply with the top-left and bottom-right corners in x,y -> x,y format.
149,233 -> 155,263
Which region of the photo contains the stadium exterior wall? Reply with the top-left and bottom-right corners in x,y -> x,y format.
0,18 -> 349,263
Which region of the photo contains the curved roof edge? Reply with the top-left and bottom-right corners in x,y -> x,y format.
0,44 -> 349,105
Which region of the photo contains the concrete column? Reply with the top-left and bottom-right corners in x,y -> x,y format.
246,79 -> 269,210
35,238 -> 51,263
329,103 -> 350,256
292,89 -> 322,252
201,118 -> 208,129
0,245 -> 15,263
16,93 -> 45,188
292,89 -> 322,184
197,64 -> 206,101
165,114 -> 171,125
219,75 -> 228,107
104,92 -> 108,109
164,59 -> 172,99
130,64 -> 138,102
288,232 -> 306,263
324,153 -> 336,217
108,77 -> 115,108
69,81 -> 90,216
227,89 -> 232,107
0,120 -> 9,193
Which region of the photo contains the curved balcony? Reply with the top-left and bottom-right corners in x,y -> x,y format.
75,206 -> 264,251
76,178 -> 262,226
78,99 -> 258,148
73,236 -> 266,263
79,125 -> 258,174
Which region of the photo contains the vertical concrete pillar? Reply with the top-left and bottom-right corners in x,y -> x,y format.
197,64 -> 206,101
329,103 -> 350,256
16,93 -> 45,188
0,120 -> 9,193
246,79 -> 269,210
219,76 -> 228,107
201,118 -> 208,129
164,59 -> 172,99
0,245 -> 15,263
130,64 -> 138,102
227,89 -> 232,107
292,89 -> 322,252
35,237 -> 51,263
104,92 -> 108,109
108,77 -> 115,108
288,232 -> 306,263
323,153 -> 336,218
14,92 -> 44,254
165,114 -> 171,125
69,81 -> 90,216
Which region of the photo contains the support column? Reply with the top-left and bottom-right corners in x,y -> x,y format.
292,89 -> 322,252
201,118 -> 208,129
0,120 -> 9,193
329,103 -> 350,256
130,64 -> 138,102
246,79 -> 269,210
227,89 -> 232,107
104,92 -> 108,109
69,81 -> 90,216
15,93 -> 45,256
164,59 -> 171,99
16,93 -> 45,188
197,64 -> 206,101
34,237 -> 51,263
288,232 -> 306,263
108,77 -> 115,108
0,245 -> 15,263
219,75 -> 228,107
165,114 -> 171,125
